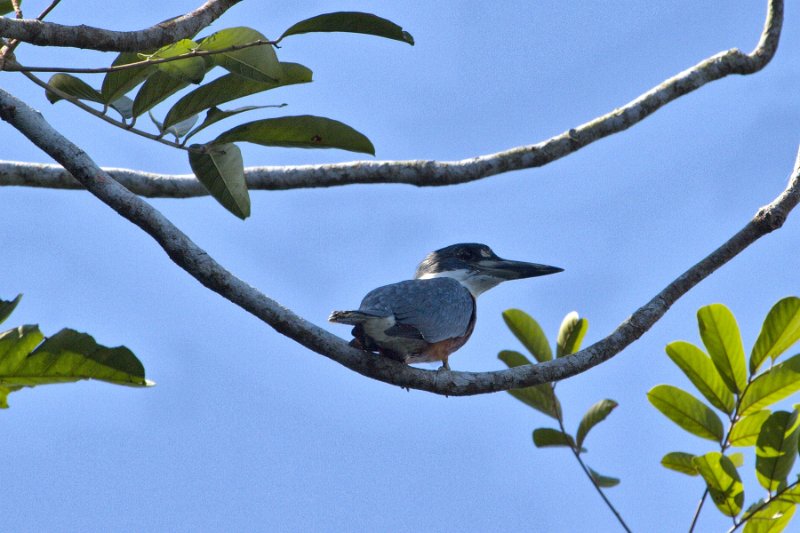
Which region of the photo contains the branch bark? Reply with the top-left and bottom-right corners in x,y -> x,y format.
0,0 -> 239,52
0,0 -> 782,196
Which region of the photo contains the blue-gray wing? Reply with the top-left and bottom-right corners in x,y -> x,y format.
359,277 -> 474,342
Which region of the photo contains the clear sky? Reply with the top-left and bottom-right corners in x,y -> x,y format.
3,1 -> 800,532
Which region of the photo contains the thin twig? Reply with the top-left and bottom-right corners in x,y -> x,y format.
726,479 -> 800,532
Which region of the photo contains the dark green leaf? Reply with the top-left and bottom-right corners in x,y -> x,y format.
214,115 -> 375,155
556,311 -> 588,357
0,326 -> 151,408
532,428 -> 575,448
498,351 -> 560,419
661,452 -> 699,475
184,105 -> 285,142
147,39 -> 206,84
743,497 -> 795,533
730,410 -> 772,447
698,303 -> 747,394
279,11 -> 414,45
101,51 -> 157,103
131,71 -> 190,118
501,309 -> 552,362
198,27 -> 281,83
752,297 -> 800,374
188,143 -> 249,219
740,353 -> 800,416
45,74 -> 103,105
647,384 -> 724,441
587,466 -> 620,488
665,340 -> 735,414
0,0 -> 21,17
0,294 -> 22,326
576,399 -> 618,449
163,63 -> 311,129
756,410 -> 800,492
692,452 -> 744,517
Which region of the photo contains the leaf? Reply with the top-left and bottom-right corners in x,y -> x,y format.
165,115 -> 198,139
661,452 -> 699,475
0,294 -> 22,326
501,309 -> 552,362
556,311 -> 588,357
740,353 -> 800,416
576,399 -> 618,449
184,105 -> 285,142
665,340 -> 735,414
101,51 -> 157,103
131,71 -> 190,118
498,350 -> 560,419
752,297 -> 800,374
730,410 -> 772,447
146,39 -> 206,84
587,466 -> 620,488
647,384 -> 724,441
743,498 -> 795,533
198,27 -> 281,83
0,326 -> 151,408
280,11 -> 414,45
698,303 -> 747,394
756,410 -> 800,492
729,452 -> 745,468
0,0 -> 21,17
532,428 -> 575,448
45,74 -> 103,105
188,143 -> 249,219
214,115 -> 375,155
692,452 -> 745,517
109,96 -> 134,120
163,62 -> 311,129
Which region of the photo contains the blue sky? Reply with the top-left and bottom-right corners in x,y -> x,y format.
3,1 -> 800,531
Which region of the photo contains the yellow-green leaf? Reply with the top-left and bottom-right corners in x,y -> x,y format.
147,39 -> 206,84
532,428 -> 574,448
730,410 -> 772,447
743,496 -> 796,533
752,297 -> 800,374
740,353 -> 800,416
588,466 -> 620,488
661,452 -> 699,476
692,452 -> 744,517
556,311 -> 588,358
666,340 -> 734,414
101,51 -> 157,103
697,303 -> 747,394
576,399 -> 618,449
45,74 -> 103,105
756,410 -> 800,492
647,384 -> 724,441
499,350 -> 560,419
0,294 -> 22,326
502,309 -> 552,362
199,27 -> 281,83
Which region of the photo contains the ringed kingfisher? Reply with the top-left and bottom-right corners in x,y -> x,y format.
329,243 -> 562,370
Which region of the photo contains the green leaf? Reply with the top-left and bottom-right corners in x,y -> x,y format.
587,466 -> 620,488
0,0 -> 21,17
0,294 -> 22,326
146,39 -> 206,84
730,410 -> 772,447
698,303 -> 747,394
556,311 -> 588,357
661,452 -> 699,476
780,484 -> 800,503
498,350 -> 560,419
109,96 -> 134,120
752,297 -> 800,374
740,353 -> 800,416
101,51 -> 157,103
162,63 -> 311,129
214,115 -> 375,155
743,498 -> 796,533
45,74 -> 103,105
532,428 -> 575,448
184,105 -> 285,142
692,452 -> 744,517
188,143 -> 249,219
576,399 -> 618,449
729,452 -> 745,468
665,340 -> 735,414
647,384 -> 724,441
501,309 -> 552,362
756,410 -> 800,492
131,71 -> 190,118
279,11 -> 414,45
198,27 -> 281,83
0,326 -> 151,408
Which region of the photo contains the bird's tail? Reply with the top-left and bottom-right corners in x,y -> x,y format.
328,310 -> 374,325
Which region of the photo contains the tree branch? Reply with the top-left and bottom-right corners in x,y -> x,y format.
0,0 -> 782,196
0,0 -> 239,52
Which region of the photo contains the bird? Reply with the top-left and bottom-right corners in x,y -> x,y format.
329,243 -> 562,370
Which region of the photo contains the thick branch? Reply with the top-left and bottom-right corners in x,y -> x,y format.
2,82 -> 799,396
0,0 -> 239,52
0,0 -> 782,195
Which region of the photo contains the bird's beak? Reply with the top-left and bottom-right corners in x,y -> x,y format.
477,258 -> 563,280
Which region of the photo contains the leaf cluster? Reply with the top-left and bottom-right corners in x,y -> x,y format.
40,12 -> 414,218
649,298 -> 800,531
